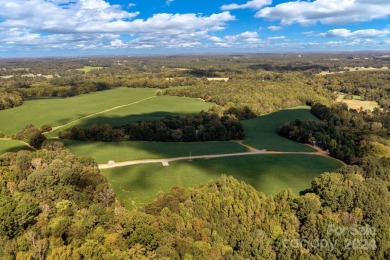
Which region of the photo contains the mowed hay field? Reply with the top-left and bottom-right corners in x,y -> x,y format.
62,139 -> 247,163
242,106 -> 318,152
102,154 -> 343,209
0,139 -> 32,154
0,88 -> 213,136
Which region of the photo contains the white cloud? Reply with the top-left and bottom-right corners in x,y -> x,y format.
267,36 -> 285,40
216,31 -> 263,47
256,0 -> 390,26
0,0 -> 235,51
322,28 -> 390,38
221,0 -> 271,11
268,26 -> 282,31
209,36 -> 224,42
110,39 -> 127,48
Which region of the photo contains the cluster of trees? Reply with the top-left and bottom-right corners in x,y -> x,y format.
14,125 -> 46,149
279,103 -> 389,163
59,112 -> 245,142
0,91 -> 23,110
1,144 -> 388,258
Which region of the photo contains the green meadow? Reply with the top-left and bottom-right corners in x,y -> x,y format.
242,106 -> 318,152
62,139 -> 247,163
0,88 -> 212,136
102,154 -> 343,209
0,139 -> 32,154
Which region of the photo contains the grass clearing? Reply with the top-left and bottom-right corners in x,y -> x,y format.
242,107 -> 318,152
336,94 -> 379,111
0,139 -> 32,154
102,154 -> 343,209
62,139 -> 247,163
75,66 -> 104,73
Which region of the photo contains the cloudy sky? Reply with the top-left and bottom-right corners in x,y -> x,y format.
1,0 -> 390,56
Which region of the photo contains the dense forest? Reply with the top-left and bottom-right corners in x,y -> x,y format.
0,145 -> 389,259
59,112 -> 245,142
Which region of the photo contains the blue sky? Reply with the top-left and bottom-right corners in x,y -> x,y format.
0,0 -> 390,57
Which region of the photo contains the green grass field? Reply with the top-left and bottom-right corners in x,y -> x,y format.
242,106 -> 318,152
62,139 -> 247,163
102,154 -> 343,209
0,88 -> 213,136
0,139 -> 32,154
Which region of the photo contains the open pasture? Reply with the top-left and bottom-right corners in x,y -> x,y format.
336,94 -> 379,111
62,139 -> 247,164
102,154 -> 343,209
0,88 -> 212,136
75,66 -> 104,72
0,139 -> 32,155
242,107 -> 318,152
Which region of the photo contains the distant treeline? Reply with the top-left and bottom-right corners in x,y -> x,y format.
279,103 -> 390,164
59,112 -> 245,142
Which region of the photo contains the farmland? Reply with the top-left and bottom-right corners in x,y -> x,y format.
0,88 -> 212,136
75,66 -> 105,73
336,93 -> 380,111
242,106 -> 318,152
63,106 -> 319,163
62,139 -> 247,163
0,86 -> 343,210
102,154 -> 343,209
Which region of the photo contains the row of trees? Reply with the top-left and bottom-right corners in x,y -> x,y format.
59,112 -> 245,142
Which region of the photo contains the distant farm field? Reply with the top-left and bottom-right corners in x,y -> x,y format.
75,66 -> 104,72
0,88 -> 213,136
0,139 -> 32,154
62,139 -> 247,164
102,154 -> 343,209
242,106 -> 318,152
336,94 -> 379,111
